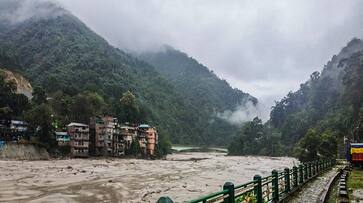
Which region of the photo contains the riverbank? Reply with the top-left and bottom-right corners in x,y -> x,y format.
0,152 -> 297,202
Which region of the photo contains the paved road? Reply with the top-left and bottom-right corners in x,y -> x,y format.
288,168 -> 339,203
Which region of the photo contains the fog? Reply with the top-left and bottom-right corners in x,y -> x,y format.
55,0 -> 363,108
4,0 -> 363,121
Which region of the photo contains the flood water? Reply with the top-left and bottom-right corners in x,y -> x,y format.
0,152 -> 298,203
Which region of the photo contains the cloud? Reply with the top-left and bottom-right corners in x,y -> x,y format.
0,0 -> 66,24
54,0 -> 363,110
5,0 -> 363,119
216,100 -> 269,125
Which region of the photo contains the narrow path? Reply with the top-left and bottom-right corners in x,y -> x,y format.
288,167 -> 339,203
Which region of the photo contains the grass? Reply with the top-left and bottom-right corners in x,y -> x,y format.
348,169 -> 363,189
348,169 -> 363,201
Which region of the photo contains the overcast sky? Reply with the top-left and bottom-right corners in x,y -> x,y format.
56,0 -> 363,108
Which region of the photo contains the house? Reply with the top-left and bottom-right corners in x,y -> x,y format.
55,132 -> 70,146
112,124 -> 137,156
137,124 -> 158,156
10,120 -> 28,132
0,119 -> 29,142
67,122 -> 89,157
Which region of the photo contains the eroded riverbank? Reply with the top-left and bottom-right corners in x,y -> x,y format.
0,152 -> 297,202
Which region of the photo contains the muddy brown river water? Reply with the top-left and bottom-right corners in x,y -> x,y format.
0,152 -> 298,203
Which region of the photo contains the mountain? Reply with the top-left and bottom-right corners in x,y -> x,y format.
270,38 -> 363,155
0,1 -> 257,146
138,47 -> 258,144
139,46 -> 256,112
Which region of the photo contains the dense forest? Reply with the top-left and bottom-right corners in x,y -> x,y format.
0,1 -> 256,149
139,47 -> 256,145
229,38 -> 363,161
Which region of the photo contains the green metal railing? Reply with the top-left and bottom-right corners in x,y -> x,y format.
161,159 -> 335,203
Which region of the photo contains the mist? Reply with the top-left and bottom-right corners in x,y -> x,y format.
216,101 -> 269,124
0,0 -> 66,24
5,0 -> 363,123
54,0 -> 363,115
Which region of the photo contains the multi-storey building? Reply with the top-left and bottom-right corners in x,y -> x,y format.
67,122 -> 89,157
137,124 -> 158,156
89,117 -> 106,156
113,124 -> 137,156
90,116 -> 117,156
103,116 -> 117,154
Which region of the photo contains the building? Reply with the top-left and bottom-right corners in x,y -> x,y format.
89,117 -> 106,156
137,124 -> 158,156
10,120 -> 28,132
0,119 -> 29,142
55,132 -> 70,146
67,122 -> 89,157
112,124 -> 137,156
103,116 -> 117,154
90,116 -> 117,156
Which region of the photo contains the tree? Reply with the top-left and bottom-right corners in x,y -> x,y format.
32,86 -> 47,105
117,91 -> 142,123
70,91 -> 106,123
228,117 -> 265,155
155,128 -> 172,157
294,129 -> 320,162
25,104 -> 56,148
319,132 -> 337,158
343,53 -> 363,119
0,74 -> 30,118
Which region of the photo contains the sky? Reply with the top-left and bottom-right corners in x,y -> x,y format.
54,0 -> 363,109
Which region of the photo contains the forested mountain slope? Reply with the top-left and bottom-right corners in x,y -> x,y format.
0,2 -> 191,144
0,1 -> 257,146
270,38 -> 363,159
139,47 -> 258,145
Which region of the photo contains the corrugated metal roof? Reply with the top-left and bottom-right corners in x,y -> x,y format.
138,124 -> 150,128
67,122 -> 88,127
55,132 -> 68,136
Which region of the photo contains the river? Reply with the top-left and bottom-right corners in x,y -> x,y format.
0,152 -> 297,203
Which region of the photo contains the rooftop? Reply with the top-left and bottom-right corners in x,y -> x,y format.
55,132 -> 68,136
67,122 -> 88,127
138,124 -> 150,128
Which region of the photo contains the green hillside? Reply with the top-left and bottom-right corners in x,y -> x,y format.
228,38 -> 363,160
269,38 -> 363,159
139,47 -> 257,145
0,1 -> 256,146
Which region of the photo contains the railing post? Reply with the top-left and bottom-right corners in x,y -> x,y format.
223,182 -> 235,203
293,166 -> 298,188
308,163 -> 312,178
284,168 -> 290,193
304,164 -> 308,180
156,197 -> 174,203
253,175 -> 263,203
272,170 -> 279,202
299,165 -> 303,184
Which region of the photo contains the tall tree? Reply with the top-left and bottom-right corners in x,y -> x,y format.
117,91 -> 142,124
70,91 -> 106,124
25,104 -> 55,147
